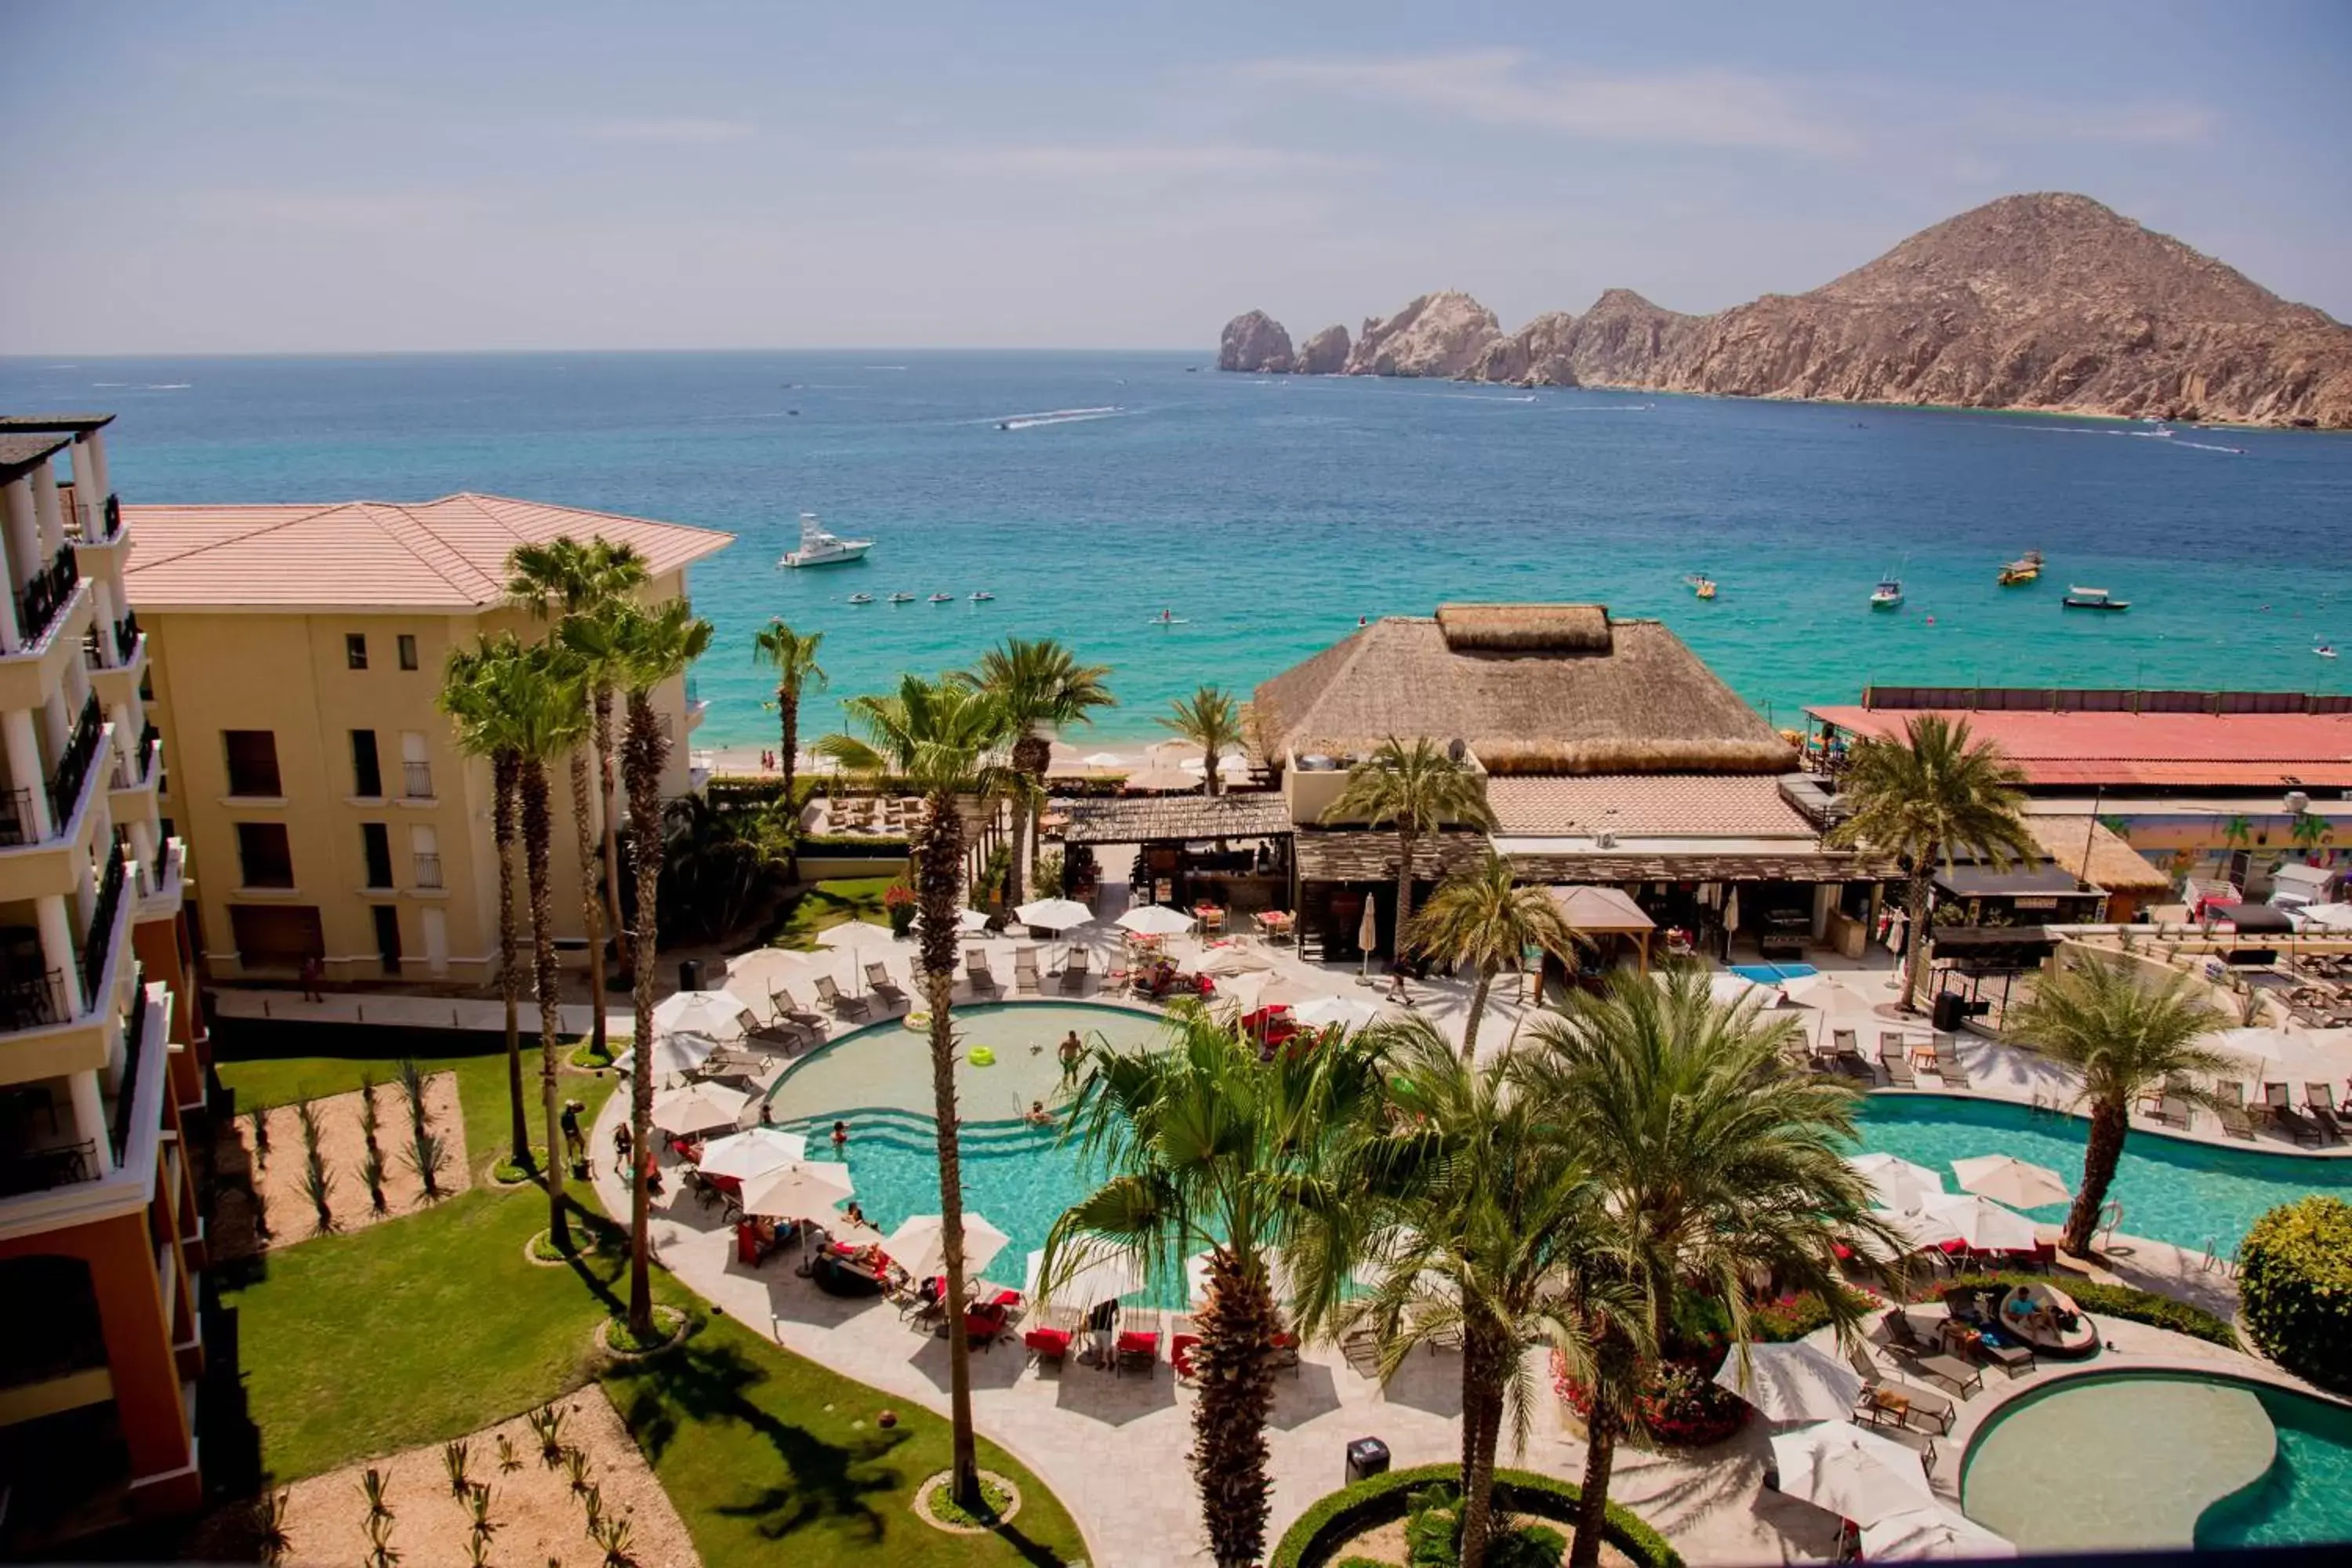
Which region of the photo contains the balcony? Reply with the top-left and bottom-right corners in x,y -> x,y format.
64,491 -> 122,545
112,608 -> 140,664
13,546 -> 81,649
401,760 -> 434,800
0,699 -> 109,907
134,836 -> 186,920
0,982 -> 172,1242
2,967 -> 72,1033
107,964 -> 147,1166
81,845 -> 129,1009
48,693 -> 105,829
110,723 -> 159,793
0,785 -> 33,848
412,851 -> 445,890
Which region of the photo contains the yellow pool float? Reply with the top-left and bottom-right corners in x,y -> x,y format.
968,1046 -> 997,1067
904,1011 -> 931,1031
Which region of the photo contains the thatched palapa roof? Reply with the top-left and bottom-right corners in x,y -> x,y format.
1054,793 -> 1292,845
1252,605 -> 1795,775
2024,817 -> 2172,894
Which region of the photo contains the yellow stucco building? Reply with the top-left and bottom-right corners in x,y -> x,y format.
122,495 -> 732,985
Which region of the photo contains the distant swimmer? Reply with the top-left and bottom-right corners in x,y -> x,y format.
1358,616 -> 1367,627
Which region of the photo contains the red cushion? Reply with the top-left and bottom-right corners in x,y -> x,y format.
987,1288 -> 1022,1309
1024,1327 -> 1071,1354
1116,1330 -> 1160,1353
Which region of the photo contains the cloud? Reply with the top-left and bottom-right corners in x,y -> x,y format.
875,142 -> 1364,179
184,190 -> 488,234
585,117 -> 757,145
1958,96 -> 2219,148
1233,48 -> 1857,156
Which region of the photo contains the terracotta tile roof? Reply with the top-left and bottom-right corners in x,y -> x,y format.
1808,706 -> 2352,788
120,493 -> 734,611
1484,774 -> 1816,837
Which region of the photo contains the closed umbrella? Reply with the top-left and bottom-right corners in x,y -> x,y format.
885,1213 -> 1011,1282
1846,1152 -> 1946,1212
1025,1242 -> 1146,1308
1294,994 -> 1381,1033
1922,1192 -> 2040,1251
611,1029 -> 719,1081
1712,1341 -> 1865,1425
652,990 -> 750,1042
695,1127 -> 809,1181
739,1159 -> 855,1219
1855,1206 -> 1965,1261
651,1082 -> 750,1134
1014,898 -> 1094,932
956,909 -> 992,935
1357,895 -> 1380,975
1117,904 -> 1197,937
1768,1421 -> 1936,1526
1951,1155 -> 2072,1210
1195,945 -> 1276,977
1861,1506 -> 2016,1561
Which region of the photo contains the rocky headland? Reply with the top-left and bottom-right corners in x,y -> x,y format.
1218,193 -> 2352,428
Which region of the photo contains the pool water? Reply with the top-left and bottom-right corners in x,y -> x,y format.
1853,1094 -> 2352,1258
1962,1371 -> 2352,1548
763,1000 -> 1169,1126
1730,962 -> 1819,983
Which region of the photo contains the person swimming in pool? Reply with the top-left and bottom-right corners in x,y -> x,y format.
1058,1030 -> 1085,1082
831,1120 -> 849,1149
1024,1100 -> 1054,1127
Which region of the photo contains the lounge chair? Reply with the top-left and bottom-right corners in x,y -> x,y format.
964,946 -> 1000,999
1171,1329 -> 1203,1384
770,986 -> 828,1033
813,974 -> 872,1022
1880,1043 -> 1918,1088
2307,1083 -> 2345,1142
865,961 -> 912,1012
1023,1310 -> 1076,1368
2216,1082 -> 2257,1140
1883,1310 -> 1984,1396
1014,946 -> 1042,996
2264,1083 -> 2325,1147
733,1009 -> 810,1057
1834,1028 -> 1860,1058
1933,1038 -> 1972,1089
1059,947 -> 1090,996
1114,1309 -> 1162,1377
963,1287 -> 1025,1349
1846,1341 -> 1955,1436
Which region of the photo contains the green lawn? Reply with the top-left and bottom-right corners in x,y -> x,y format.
770,877 -> 898,951
215,1024 -> 1086,1566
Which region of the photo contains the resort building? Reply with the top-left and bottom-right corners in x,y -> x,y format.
0,416 -> 209,1537
121,494 -> 733,986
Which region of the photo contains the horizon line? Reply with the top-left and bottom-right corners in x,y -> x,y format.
0,344 -> 1215,361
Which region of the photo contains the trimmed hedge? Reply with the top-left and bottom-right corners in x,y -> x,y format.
1922,1272 -> 2236,1348
2239,1196 -> 2352,1393
1270,1462 -> 1683,1568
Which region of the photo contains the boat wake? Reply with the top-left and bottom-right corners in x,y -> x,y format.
993,406 -> 1127,430
2014,424 -> 2245,455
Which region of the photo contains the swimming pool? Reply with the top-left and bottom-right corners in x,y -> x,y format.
1730,962 -> 1819,983
762,1000 -> 1169,1125
1853,1094 -> 2352,1257
1962,1371 -> 2352,1548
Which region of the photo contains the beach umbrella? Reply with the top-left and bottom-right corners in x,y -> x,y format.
2219,1026 -> 2347,1087
1195,945 -> 1276,977
610,1029 -> 719,1081
1708,973 -> 1769,1007
1922,1192 -> 2040,1250
695,1127 -> 809,1181
1294,994 -> 1382,1033
1861,1506 -> 2016,1561
721,948 -> 821,1013
1855,1206 -> 1965,1261
956,908 -> 993,935
1014,898 -> 1094,931
1117,904 -> 1197,937
1951,1155 -> 2073,1210
1711,1341 -> 1865,1425
739,1158 -> 855,1219
1080,752 -> 1127,768
652,990 -> 750,1043
651,1081 -> 750,1134
816,920 -> 897,993
1025,1242 -> 1147,1308
1768,1421 -> 1936,1526
886,1213 -> 1012,1283
2293,902 -> 2352,932
1846,1152 -> 1947,1212
1357,897 -> 1380,976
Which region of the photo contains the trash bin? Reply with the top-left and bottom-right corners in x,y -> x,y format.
680,957 -> 704,993
1932,990 -> 1965,1033
1345,1436 -> 1390,1484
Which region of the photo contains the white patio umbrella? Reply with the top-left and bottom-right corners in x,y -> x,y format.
1117,904 -> 1197,937
610,1029 -> 720,1081
1768,1421 -> 1936,1526
1294,994 -> 1382,1033
956,908 -> 993,935
651,1081 -> 750,1134
1861,1506 -> 2016,1561
1357,897 -> 1380,976
739,1159 -> 855,1219
2294,901 -> 2352,932
1126,767 -> 1200,792
722,946 -> 817,1003
885,1213 -> 1012,1282
1951,1154 -> 2073,1210
1712,1341 -> 1866,1425
1014,897 -> 1094,931
652,989 -> 751,1042
1778,971 -> 1833,1004
1855,1206 -> 1965,1261
1708,972 -> 1769,1007
1921,1192 -> 2041,1250
1195,945 -> 1276,977
695,1127 -> 810,1181
2220,1026 -> 2347,1087
1846,1152 -> 1947,1212
816,920 -> 897,993
1025,1242 -> 1147,1308
1079,752 -> 1127,768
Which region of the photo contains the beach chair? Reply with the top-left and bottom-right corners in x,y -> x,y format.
964,946 -> 1000,1000
734,1007 -> 810,1058
1880,1040 -> 1918,1088
1059,947 -> 1090,996
2264,1083 -> 2325,1147
2216,1081 -> 2257,1140
963,1287 -> 1025,1350
1883,1310 -> 1984,1397
864,961 -> 912,1012
769,986 -> 829,1033
1014,946 -> 1042,995
1023,1308 -> 1076,1369
2306,1083 -> 2345,1142
1846,1341 -> 1955,1436
1932,1037 -> 1972,1089
813,974 -> 872,1022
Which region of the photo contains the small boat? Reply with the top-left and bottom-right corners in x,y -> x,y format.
2317,643 -> 2339,659
888,591 -> 916,604
969,591 -> 994,602
779,512 -> 873,568
846,592 -> 873,605
1869,574 -> 1904,610
1151,609 -> 1187,626
2062,586 -> 2131,612
1998,550 -> 2044,586
928,593 -> 955,604
1686,574 -> 1717,600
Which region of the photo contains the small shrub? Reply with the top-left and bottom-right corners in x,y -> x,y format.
1269,1464 -> 1681,1568
249,1181 -> 272,1242
246,1106 -> 270,1167
467,1482 -> 498,1541
407,1127 -> 447,1200
358,1466 -> 393,1520
251,1488 -> 291,1566
362,1146 -> 390,1215
295,1098 -> 335,1234
1033,850 -> 1065,898
365,1510 -> 400,1568
495,1433 -> 522,1473
358,1072 -> 381,1150
1748,1285 -> 1877,1343
590,1512 -> 634,1568
2240,1196 -> 2352,1393
528,1404 -> 568,1466
884,880 -> 916,936
563,1446 -> 593,1495
464,1534 -> 492,1568
927,1474 -> 1013,1528
443,1439 -> 471,1497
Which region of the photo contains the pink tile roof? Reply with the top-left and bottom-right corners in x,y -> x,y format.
1808,706 -> 2352,788
1485,773 -> 1815,837
121,493 -> 734,611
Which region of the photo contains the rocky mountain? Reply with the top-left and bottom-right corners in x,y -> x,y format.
1218,310 -> 1292,372
1218,194 -> 2352,427
1296,324 -> 1352,374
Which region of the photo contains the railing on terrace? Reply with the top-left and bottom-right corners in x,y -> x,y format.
45,694 -> 103,827
65,492 -> 123,545
111,723 -> 158,792
412,851 -> 445,890
80,844 -> 128,1007
112,608 -> 139,662
0,786 -> 33,848
108,964 -> 147,1164
13,546 -> 79,647
2,968 -> 71,1033
80,630 -> 103,670
402,760 -> 434,798
0,1138 -> 98,1198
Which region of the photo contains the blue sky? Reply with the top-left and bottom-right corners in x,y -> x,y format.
5,0 -> 2348,351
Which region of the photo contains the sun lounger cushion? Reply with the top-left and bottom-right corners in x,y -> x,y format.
1023,1327 -> 1071,1358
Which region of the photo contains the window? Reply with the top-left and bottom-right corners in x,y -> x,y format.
223,730 -> 281,797
372,906 -> 402,975
346,633 -> 368,670
361,822 -> 393,889
229,905 -> 321,970
401,731 -> 433,799
235,822 -> 295,889
350,729 -> 382,797
397,633 -> 419,671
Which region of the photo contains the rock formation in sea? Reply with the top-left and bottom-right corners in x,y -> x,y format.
1218,310 -> 1293,373
1295,324 -> 1352,375
1217,193 -> 2352,428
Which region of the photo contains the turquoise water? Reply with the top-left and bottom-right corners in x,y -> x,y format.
1730,962 -> 1818,982
1853,1094 -> 2352,1256
5,350 -> 2347,746
2205,1377 -> 2352,1546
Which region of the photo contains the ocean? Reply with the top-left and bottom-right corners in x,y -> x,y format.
5,350 -> 2347,750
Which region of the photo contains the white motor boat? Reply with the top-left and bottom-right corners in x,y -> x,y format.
779,513 -> 873,568
1869,574 -> 1904,609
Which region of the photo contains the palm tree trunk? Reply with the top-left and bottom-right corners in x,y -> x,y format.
492,752 -> 529,1166
569,746 -> 608,1063
521,757 -> 568,1250
1205,743 -> 1222,797
1569,1401 -> 1620,1568
1393,825 -> 1419,966
1461,967 -> 1494,1062
595,683 -> 630,976
913,792 -> 981,1508
1457,1320 -> 1508,1568
1193,1247 -> 1277,1568
1899,853 -> 1935,1013
779,681 -> 798,808
2062,1095 -> 2130,1254
623,689 -> 667,1333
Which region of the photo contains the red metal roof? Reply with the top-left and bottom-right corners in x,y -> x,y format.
1806,706 -> 2352,788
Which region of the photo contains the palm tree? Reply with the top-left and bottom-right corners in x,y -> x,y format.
1047,1007 -> 1390,1568
964,637 -> 1114,902
1322,736 -> 1497,956
437,639 -> 532,1167
509,536 -> 650,1060
567,601 -> 711,1334
1404,851 -> 1587,1059
750,618 -> 826,815
1515,969 -> 1888,1568
1828,714 -> 2038,1012
2004,954 -> 2230,1254
1156,684 -> 1244,797
815,674 -> 1013,1512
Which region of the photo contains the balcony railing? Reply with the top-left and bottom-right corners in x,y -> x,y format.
413,851 -> 445,890
0,785 -> 32,848
13,546 -> 79,647
402,760 -> 434,798
0,1138 -> 98,1198
113,608 -> 140,662
111,723 -> 158,792
109,964 -> 147,1164
2,967 -> 71,1032
81,844 -> 128,1007
46,693 -> 103,829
